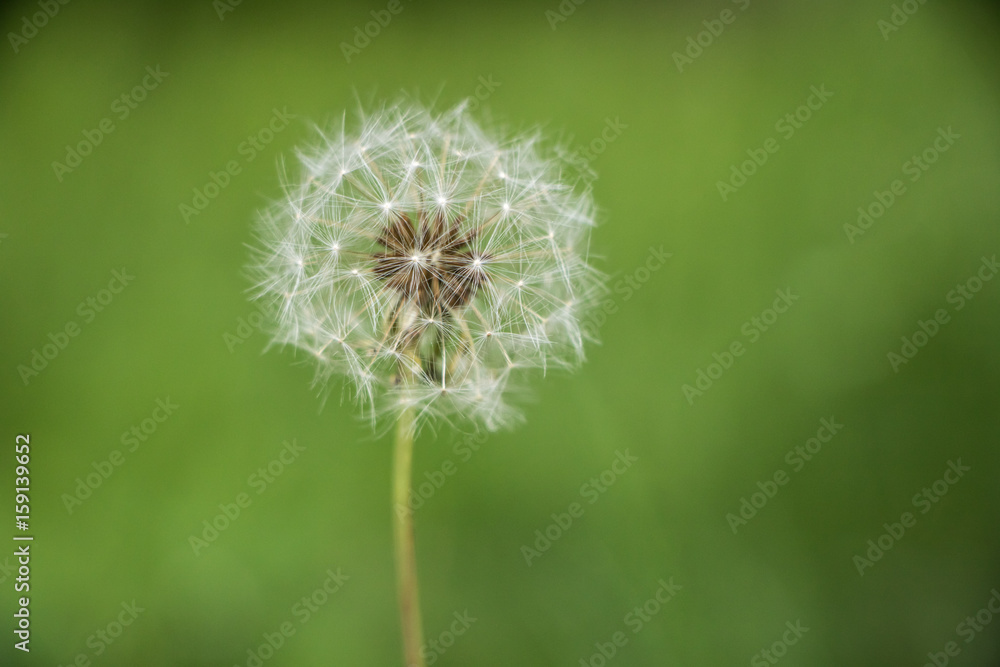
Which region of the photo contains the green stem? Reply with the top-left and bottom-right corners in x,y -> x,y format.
393,408 -> 425,667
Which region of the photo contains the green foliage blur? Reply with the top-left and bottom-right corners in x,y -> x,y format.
2,0 -> 999,665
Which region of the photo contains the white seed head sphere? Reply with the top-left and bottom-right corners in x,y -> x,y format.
251,100 -> 605,431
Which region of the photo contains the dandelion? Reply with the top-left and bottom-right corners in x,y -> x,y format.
249,99 -> 604,666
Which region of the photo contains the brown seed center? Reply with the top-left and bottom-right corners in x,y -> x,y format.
371,212 -> 489,315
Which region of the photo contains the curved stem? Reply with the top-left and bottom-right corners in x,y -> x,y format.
393,408 -> 425,667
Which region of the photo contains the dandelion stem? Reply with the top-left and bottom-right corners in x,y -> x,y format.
393,408 -> 425,667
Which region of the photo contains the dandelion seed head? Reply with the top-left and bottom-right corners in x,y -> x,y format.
250,100 -> 605,431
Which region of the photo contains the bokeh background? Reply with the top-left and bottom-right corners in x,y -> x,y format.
2,0 -> 999,665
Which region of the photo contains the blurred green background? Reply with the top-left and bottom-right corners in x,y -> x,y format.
2,0 -> 1000,665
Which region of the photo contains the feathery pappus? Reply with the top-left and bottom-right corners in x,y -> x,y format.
250,99 -> 606,431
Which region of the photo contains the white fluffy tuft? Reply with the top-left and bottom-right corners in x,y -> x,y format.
250,100 -> 605,432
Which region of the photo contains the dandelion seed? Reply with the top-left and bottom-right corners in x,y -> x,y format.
250,100 -> 605,432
